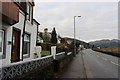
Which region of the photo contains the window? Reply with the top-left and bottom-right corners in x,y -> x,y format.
0,30 -> 5,59
27,4 -> 31,21
23,33 -> 31,58
17,0 -> 21,3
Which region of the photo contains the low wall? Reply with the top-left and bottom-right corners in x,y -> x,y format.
15,63 -> 54,80
55,52 -> 66,60
92,48 -> 120,57
53,52 -> 74,76
2,52 -> 74,80
1,55 -> 53,80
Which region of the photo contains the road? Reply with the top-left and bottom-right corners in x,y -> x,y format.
82,49 -> 119,78
60,49 -> 119,78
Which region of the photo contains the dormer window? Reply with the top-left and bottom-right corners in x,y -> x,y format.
27,3 -> 32,22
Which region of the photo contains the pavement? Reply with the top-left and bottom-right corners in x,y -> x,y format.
59,49 -> 119,79
59,50 -> 86,78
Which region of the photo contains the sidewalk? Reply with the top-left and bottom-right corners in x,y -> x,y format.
59,51 -> 87,78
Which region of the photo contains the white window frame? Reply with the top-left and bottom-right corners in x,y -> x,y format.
27,3 -> 32,21
14,0 -> 21,3
23,33 -> 31,58
0,30 -> 4,59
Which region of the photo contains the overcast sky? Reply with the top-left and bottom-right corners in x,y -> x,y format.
34,0 -> 118,42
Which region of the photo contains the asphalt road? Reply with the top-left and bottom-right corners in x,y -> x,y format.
60,49 -> 119,78
81,49 -> 119,78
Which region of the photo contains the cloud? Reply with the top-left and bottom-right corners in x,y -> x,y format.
34,2 -> 118,42
34,0 -> 119,2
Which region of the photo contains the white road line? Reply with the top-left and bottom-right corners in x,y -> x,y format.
110,61 -> 120,67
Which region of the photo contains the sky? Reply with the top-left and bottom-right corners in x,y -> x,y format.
34,0 -> 118,42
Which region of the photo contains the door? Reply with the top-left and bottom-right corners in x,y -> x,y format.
11,28 -> 21,63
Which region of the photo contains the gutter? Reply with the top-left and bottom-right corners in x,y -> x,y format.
21,14 -> 27,61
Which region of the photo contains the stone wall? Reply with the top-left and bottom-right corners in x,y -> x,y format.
12,52 -> 74,80
53,53 -> 74,74
15,63 -> 54,80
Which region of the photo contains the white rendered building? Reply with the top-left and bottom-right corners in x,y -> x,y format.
0,0 -> 40,66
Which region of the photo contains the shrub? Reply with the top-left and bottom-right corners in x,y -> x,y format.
56,43 -> 70,54
38,42 -> 74,54
41,42 -> 52,51
56,43 -> 65,53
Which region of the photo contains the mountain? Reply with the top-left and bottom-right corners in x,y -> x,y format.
89,39 -> 120,47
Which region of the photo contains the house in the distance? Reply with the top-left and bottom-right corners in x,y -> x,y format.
38,28 -> 61,44
0,0 -> 40,66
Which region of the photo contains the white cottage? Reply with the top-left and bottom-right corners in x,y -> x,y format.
0,0 -> 40,66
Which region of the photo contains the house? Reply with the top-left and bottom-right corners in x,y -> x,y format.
38,28 -> 61,44
61,37 -> 74,44
0,0 -> 40,66
41,28 -> 51,43
62,37 -> 89,49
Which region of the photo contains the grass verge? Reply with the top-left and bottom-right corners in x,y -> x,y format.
41,50 -> 50,57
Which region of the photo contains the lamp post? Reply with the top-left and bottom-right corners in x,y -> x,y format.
74,16 -> 81,56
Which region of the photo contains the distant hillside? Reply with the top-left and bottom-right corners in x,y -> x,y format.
89,39 -> 120,47
63,37 -> 89,48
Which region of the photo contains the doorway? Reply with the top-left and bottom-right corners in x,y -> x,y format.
11,28 -> 21,63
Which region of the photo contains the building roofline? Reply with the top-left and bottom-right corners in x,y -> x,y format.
33,19 -> 40,25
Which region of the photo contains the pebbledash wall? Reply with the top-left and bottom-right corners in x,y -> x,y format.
1,9 -> 39,66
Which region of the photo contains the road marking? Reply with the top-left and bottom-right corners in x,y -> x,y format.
110,61 -> 120,67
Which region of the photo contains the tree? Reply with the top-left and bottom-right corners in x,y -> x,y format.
42,28 -> 51,42
51,27 -> 57,44
39,32 -> 43,39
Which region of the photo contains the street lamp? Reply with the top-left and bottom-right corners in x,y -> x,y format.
74,16 -> 81,55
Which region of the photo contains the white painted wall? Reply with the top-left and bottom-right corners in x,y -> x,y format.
0,10 -> 24,66
1,10 -> 38,67
0,23 -> 12,66
23,21 -> 37,61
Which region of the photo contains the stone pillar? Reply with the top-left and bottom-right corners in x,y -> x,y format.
51,46 -> 56,59
34,46 -> 41,58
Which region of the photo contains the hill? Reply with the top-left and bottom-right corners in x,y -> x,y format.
89,39 -> 120,47
63,37 -> 89,48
